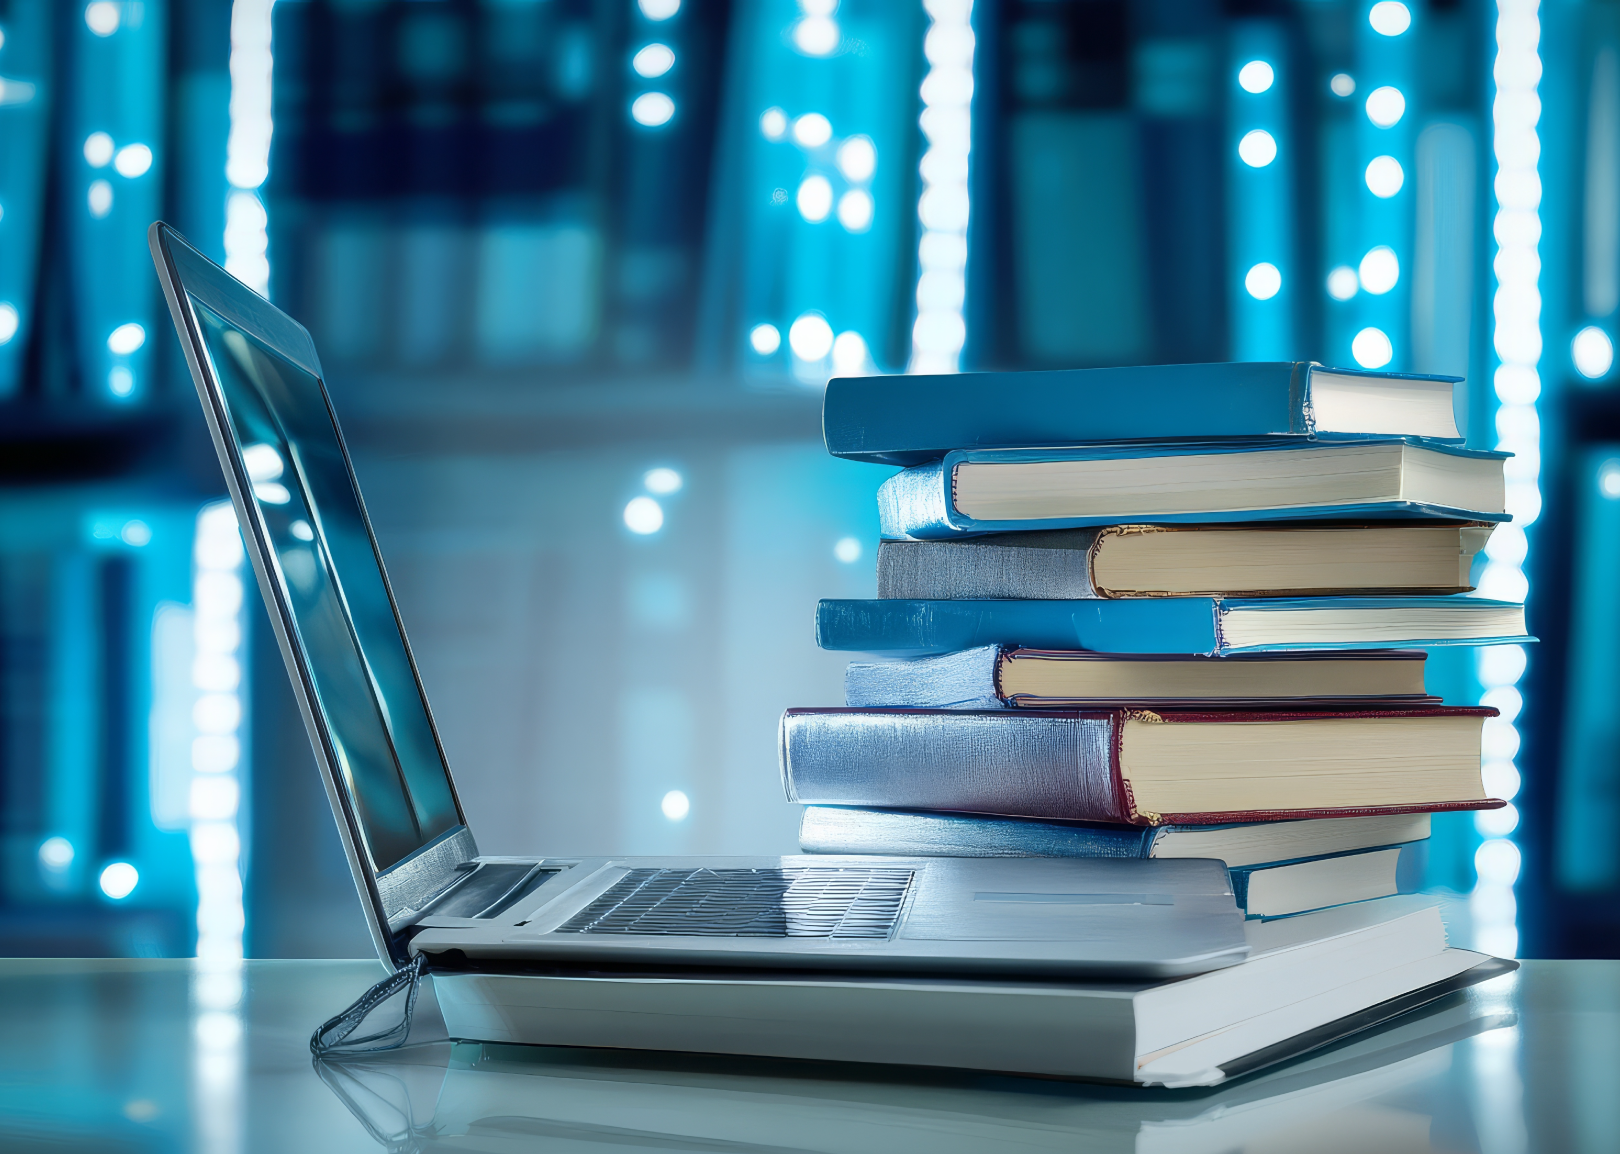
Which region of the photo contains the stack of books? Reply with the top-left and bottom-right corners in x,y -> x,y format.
775,362 -> 1528,1068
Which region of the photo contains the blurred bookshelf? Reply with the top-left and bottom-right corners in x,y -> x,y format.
1,0 -> 1617,960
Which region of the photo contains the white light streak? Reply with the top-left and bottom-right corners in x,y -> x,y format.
225,0 -> 275,297
1476,0 -> 1541,962
191,502 -> 247,966
910,0 -> 975,373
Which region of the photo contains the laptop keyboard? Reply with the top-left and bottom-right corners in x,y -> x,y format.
553,867 -> 915,939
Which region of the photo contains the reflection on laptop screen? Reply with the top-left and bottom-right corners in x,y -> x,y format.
191,298 -> 460,872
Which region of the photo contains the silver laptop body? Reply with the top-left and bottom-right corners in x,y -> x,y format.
150,223 -> 1248,981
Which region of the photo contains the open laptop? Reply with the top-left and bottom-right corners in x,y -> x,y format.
149,222 -> 1248,981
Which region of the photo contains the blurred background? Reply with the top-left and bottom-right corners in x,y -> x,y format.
0,0 -> 1612,961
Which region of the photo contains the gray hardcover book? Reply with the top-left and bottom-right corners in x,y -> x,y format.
845,645 -> 1007,709
778,706 -> 1501,826
877,531 -> 1102,599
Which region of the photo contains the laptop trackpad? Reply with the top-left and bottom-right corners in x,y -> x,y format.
899,859 -> 1234,941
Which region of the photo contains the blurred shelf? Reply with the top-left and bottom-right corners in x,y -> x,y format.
0,402 -> 181,482
323,369 -> 828,454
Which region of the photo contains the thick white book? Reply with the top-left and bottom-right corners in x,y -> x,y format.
430,899 -> 1504,1086
324,979 -> 1514,1153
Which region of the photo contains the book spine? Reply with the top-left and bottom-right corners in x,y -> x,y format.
799,805 -> 1156,857
779,708 -> 1139,824
822,362 -> 1309,465
816,598 -> 1221,656
1295,361 -> 1313,434
876,463 -> 955,540
844,646 -> 1006,708
876,537 -> 1102,599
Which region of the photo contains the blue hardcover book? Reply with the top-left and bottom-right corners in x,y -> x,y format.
817,597 -> 1532,656
799,806 -> 1428,919
1227,844 -> 1427,919
878,440 -> 1508,540
824,363 -> 1463,466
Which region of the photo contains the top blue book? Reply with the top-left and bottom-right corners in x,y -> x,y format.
822,362 -> 1463,465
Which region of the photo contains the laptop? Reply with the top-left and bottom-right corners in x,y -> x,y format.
149,222 -> 1247,982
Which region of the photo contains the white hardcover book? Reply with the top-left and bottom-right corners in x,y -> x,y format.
430,900 -> 1500,1086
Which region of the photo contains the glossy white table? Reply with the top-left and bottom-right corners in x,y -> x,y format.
0,958 -> 1615,1152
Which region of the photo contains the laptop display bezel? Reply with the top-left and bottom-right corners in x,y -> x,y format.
149,222 -> 476,968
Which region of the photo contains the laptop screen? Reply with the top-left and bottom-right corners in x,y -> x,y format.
191,297 -> 461,873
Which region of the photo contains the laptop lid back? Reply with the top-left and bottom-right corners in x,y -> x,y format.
150,223 -> 473,967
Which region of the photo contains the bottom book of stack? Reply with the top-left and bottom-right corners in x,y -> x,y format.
430,897 -> 1508,1087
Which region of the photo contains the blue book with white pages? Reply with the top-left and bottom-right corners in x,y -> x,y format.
823,362 -> 1464,465
799,806 -> 1428,920
816,597 -> 1532,656
877,439 -> 1508,540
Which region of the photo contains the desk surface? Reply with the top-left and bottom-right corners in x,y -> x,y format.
0,957 -> 1615,1152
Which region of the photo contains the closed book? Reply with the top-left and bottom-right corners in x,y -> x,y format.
796,807 -> 1427,920
876,523 -> 1494,600
348,961 -> 1516,1134
778,706 -> 1502,826
430,899 -> 1504,1085
1229,842 -> 1426,919
817,597 -> 1532,656
798,806 -> 1432,865
845,646 -> 1437,709
878,441 -> 1506,540
823,363 -> 1462,466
